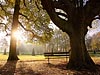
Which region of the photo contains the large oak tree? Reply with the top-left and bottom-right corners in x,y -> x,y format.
0,0 -> 52,60
41,0 -> 100,70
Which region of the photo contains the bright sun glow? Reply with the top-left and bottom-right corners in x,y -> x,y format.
14,30 -> 22,40
13,30 -> 27,42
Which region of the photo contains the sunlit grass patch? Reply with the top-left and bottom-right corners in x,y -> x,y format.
0,54 -> 45,61
18,55 -> 45,61
0,53 -> 100,63
0,54 -> 8,60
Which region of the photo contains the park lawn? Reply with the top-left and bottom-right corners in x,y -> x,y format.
0,53 -> 100,63
18,55 -> 45,61
0,54 -> 8,60
0,53 -> 100,61
0,54 -> 100,75
0,54 -> 45,61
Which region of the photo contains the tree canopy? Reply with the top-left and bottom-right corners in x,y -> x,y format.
0,0 -> 53,42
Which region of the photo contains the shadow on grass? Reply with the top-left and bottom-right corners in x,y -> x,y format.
46,63 -> 100,75
47,63 -> 67,70
0,61 -> 17,75
16,61 -> 41,75
0,60 -> 42,75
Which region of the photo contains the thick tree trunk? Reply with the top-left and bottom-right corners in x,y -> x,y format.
8,0 -> 20,61
8,33 -> 19,60
67,31 -> 96,70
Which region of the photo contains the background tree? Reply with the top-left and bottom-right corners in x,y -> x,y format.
91,32 -> 100,51
3,38 -> 8,55
86,19 -> 100,51
46,28 -> 70,52
41,0 -> 100,70
0,37 -> 8,55
85,35 -> 92,50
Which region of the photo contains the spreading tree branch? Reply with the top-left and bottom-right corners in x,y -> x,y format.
41,0 -> 73,34
53,0 -> 75,18
84,0 -> 100,27
0,23 -> 6,25
0,15 -> 4,19
19,12 -> 38,25
19,12 -> 30,20
35,0 -> 41,12
19,21 -> 34,34
85,0 -> 100,19
19,21 -> 41,40
0,23 -> 10,36
0,4 -> 12,16
23,0 -> 26,7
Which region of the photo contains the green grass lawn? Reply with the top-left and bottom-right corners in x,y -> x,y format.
18,55 -> 45,61
89,52 -> 100,57
0,54 -> 8,60
0,52 -> 100,61
0,54 -> 45,61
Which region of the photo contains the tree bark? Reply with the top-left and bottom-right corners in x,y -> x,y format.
67,30 -> 96,70
8,0 -> 20,61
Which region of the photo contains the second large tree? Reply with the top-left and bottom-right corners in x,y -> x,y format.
41,0 -> 100,70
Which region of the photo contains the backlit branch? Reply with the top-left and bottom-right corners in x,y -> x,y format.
19,21 -> 41,40
0,15 -> 4,19
23,0 -> 26,7
0,4 -> 12,15
19,13 -> 29,20
41,0 -> 73,34
35,0 -> 41,12
19,12 -> 38,23
19,21 -> 34,34
0,23 -> 6,25
0,23 -> 10,36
